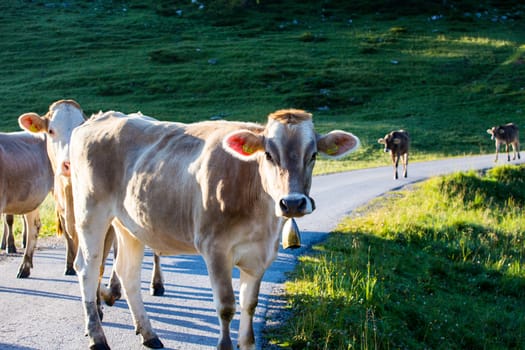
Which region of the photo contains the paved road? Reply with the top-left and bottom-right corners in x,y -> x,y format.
0,154 -> 522,350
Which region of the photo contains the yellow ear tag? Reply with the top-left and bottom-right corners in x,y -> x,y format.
242,144 -> 255,155
326,144 -> 339,155
29,124 -> 39,132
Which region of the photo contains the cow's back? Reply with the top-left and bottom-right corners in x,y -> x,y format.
71,113 -> 272,254
392,130 -> 409,154
0,132 -> 53,213
503,123 -> 519,142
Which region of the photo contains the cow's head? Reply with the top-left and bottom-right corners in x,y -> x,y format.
378,132 -> 402,152
19,100 -> 86,215
486,126 -> 504,141
222,109 -> 360,218
19,99 -> 85,178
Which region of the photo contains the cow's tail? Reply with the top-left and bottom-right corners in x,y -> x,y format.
56,210 -> 64,237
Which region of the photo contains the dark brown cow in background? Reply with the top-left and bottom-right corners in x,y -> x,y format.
487,123 -> 520,162
378,130 -> 410,179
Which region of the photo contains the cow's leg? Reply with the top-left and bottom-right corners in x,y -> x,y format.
58,212 -> 78,276
2,214 -> 17,253
16,209 -> 40,278
75,210 -> 112,349
512,141 -> 520,160
204,252 -> 235,350
99,226 -> 122,307
112,222 -> 163,349
494,141 -> 500,162
506,143 -> 511,161
22,215 -> 27,248
150,254 -> 165,296
392,153 -> 399,179
237,270 -> 262,350
1,215 -> 7,251
403,152 -> 408,178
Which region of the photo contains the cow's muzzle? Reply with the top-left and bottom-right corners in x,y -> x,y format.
278,194 -> 315,218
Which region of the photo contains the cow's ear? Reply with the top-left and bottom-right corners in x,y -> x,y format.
223,130 -> 265,161
486,129 -> 493,134
377,138 -> 385,144
19,113 -> 47,133
317,130 -> 360,159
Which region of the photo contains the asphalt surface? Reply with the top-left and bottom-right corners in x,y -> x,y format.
0,154 -> 522,350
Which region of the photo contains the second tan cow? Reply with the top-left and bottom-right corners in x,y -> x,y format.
19,100 -> 165,302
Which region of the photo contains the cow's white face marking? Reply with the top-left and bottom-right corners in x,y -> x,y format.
262,118 -> 317,217
47,102 -> 85,177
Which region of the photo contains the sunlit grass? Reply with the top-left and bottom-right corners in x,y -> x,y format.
267,165 -> 525,349
456,36 -> 513,47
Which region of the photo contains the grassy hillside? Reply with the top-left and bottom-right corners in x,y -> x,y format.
1,0 -> 524,173
266,164 -> 525,349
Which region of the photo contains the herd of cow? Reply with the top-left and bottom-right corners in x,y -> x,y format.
378,122 -> 521,180
0,99 -> 520,349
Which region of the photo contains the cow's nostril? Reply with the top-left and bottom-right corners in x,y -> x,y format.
279,199 -> 289,213
280,197 -> 307,215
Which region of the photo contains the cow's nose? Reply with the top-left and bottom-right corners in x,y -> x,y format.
61,161 -> 71,177
280,197 -> 308,217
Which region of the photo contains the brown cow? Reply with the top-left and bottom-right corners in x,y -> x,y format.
487,123 -> 520,162
0,131 -> 53,278
69,109 -> 360,349
378,129 -> 409,179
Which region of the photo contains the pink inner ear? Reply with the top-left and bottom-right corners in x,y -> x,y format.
227,134 -> 253,156
335,135 -> 354,153
20,116 -> 36,132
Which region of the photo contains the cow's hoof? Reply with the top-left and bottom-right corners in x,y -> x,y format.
17,268 -> 30,279
97,306 -> 104,322
110,285 -> 122,301
143,337 -> 164,349
64,267 -> 77,276
7,246 -> 17,254
103,294 -> 118,307
150,284 -> 165,297
90,342 -> 110,350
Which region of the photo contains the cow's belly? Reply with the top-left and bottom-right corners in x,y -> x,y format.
2,188 -> 49,214
113,211 -> 198,256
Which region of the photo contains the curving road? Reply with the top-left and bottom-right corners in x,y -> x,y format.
0,154 -> 522,350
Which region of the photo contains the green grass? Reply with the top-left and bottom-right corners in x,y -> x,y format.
1,0 -> 524,169
266,164 -> 525,349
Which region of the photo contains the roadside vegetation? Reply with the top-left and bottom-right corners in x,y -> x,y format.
266,164 -> 525,349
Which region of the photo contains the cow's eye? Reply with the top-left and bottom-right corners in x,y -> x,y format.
48,129 -> 55,136
265,151 -> 273,162
311,152 -> 318,162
